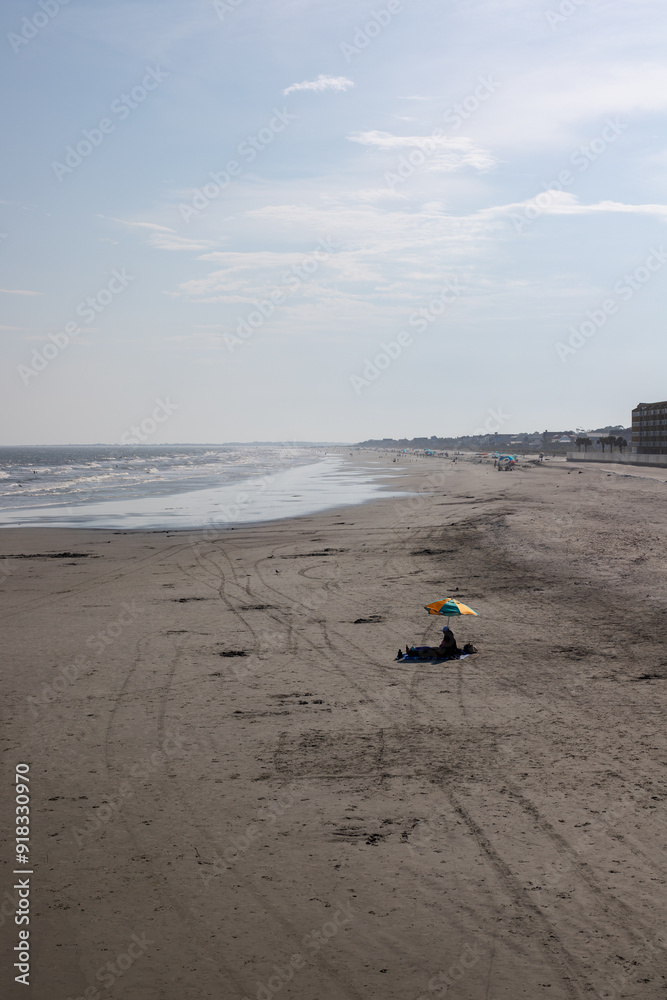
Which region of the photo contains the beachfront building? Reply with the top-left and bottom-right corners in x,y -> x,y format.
632,401 -> 667,455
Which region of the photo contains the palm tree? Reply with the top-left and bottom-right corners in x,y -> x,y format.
617,437 -> 628,453
575,435 -> 592,452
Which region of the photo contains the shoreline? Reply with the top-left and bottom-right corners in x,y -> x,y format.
2,456 -> 666,999
0,452 -> 413,532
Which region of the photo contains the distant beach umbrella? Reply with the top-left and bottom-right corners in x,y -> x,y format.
424,598 -> 478,617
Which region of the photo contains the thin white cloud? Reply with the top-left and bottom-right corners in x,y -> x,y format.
477,191 -> 667,221
100,215 -> 175,233
559,198 -> 667,218
348,131 -> 471,151
169,198 -> 496,308
99,215 -> 213,251
347,131 -> 496,172
172,249 -> 333,302
283,74 -> 354,96
346,188 -> 407,203
0,288 -> 42,296
196,250 -> 317,266
147,232 -> 214,252
480,61 -> 667,151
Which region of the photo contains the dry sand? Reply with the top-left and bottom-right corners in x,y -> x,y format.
1,456 -> 666,1000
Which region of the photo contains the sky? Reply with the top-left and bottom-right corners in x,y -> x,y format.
2,0 -> 667,444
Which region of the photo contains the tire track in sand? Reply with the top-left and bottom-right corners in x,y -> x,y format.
101,630 -> 250,997
447,789 -> 590,999
134,544 -> 367,1000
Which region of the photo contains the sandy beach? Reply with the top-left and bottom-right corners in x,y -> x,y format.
1,455 -> 666,1000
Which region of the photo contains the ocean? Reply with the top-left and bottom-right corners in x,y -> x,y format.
0,445 -> 401,529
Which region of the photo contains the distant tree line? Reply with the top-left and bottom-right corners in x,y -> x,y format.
575,435 -> 628,453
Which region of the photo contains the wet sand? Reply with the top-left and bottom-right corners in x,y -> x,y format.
1,456 -> 666,999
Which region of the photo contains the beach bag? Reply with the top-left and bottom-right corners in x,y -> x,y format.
462,643 -> 478,654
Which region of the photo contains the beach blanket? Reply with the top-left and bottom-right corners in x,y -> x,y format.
395,653 -> 471,663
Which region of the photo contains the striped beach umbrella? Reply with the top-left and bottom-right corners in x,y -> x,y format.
424,598 -> 479,617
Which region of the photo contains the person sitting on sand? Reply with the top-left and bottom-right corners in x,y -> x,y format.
406,626 -> 460,660
438,625 -> 459,657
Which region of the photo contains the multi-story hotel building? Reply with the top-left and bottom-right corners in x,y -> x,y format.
632,400 -> 667,455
